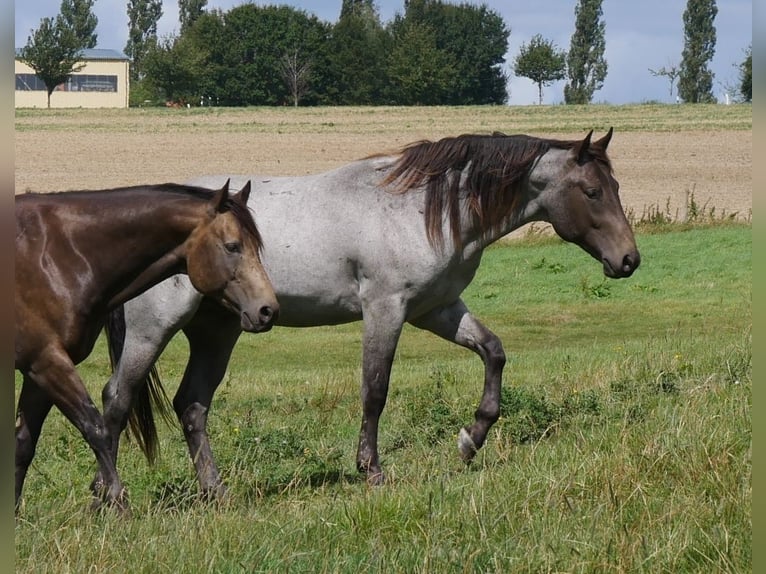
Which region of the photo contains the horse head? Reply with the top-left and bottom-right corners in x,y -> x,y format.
185,179 -> 279,331
530,128 -> 640,278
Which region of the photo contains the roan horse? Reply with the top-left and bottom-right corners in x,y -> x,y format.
15,180 -> 279,511
99,129 -> 639,497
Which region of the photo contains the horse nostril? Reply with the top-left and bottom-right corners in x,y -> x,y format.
622,252 -> 640,273
259,305 -> 276,323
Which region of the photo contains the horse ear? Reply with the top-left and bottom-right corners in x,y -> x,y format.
576,130 -> 594,163
237,180 -> 251,206
594,127 -> 613,150
211,178 -> 231,214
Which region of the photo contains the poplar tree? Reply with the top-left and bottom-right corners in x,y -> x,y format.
678,0 -> 717,103
739,45 -> 751,102
564,0 -> 607,104
60,0 -> 98,49
179,0 -> 207,34
125,0 -> 163,81
340,0 -> 376,19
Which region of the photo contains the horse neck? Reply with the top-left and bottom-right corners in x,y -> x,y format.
78,191 -> 210,307
456,177 -> 543,260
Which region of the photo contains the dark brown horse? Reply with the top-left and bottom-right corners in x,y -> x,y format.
14,180 -> 279,511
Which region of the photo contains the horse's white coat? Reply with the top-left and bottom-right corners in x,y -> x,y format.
103,133 -> 639,492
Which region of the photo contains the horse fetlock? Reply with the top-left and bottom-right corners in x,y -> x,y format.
457,427 -> 479,462
356,454 -> 385,486
89,473 -> 106,497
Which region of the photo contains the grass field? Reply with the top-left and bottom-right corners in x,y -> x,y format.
14,104 -> 751,572
14,222 -> 751,573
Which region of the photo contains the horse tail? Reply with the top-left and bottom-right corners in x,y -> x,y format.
104,306 -> 174,465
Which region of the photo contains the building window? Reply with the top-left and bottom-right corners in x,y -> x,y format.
15,73 -> 118,92
15,74 -> 46,91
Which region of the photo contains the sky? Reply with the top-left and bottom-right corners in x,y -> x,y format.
14,0 -> 752,105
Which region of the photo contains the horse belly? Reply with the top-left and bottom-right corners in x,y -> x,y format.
266,263 -> 363,327
273,293 -> 362,327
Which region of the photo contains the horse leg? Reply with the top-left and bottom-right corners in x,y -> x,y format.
95,322 -> 175,493
96,278 -> 203,491
15,375 -> 54,511
356,300 -> 405,485
410,299 -> 506,462
174,301 -> 242,499
21,347 -> 127,511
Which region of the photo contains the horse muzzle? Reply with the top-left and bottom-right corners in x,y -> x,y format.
241,303 -> 279,332
602,250 -> 640,278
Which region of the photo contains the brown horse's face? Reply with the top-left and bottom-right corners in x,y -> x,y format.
185,184 -> 279,332
533,129 -> 640,278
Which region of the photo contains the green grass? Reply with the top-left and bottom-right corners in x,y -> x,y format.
15,223 -> 751,573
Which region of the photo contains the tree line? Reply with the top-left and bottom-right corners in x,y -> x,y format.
135,0 -> 510,106
19,0 -> 751,108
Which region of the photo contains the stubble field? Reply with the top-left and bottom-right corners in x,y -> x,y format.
15,104 -> 752,227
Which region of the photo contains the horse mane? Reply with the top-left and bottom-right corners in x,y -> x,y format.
378,132 -> 612,249
149,183 -> 263,248
36,183 -> 263,249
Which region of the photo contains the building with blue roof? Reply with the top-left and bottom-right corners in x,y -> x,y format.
15,48 -> 130,108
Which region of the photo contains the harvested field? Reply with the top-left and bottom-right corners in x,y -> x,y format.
15,105 -> 752,227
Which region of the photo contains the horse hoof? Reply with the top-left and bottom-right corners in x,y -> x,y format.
201,484 -> 229,504
91,489 -> 130,516
90,498 -> 130,516
366,471 -> 386,487
457,428 -> 478,462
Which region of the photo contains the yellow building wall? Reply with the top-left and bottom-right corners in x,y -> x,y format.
15,57 -> 130,108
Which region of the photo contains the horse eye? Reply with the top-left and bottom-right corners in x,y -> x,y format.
224,242 -> 242,254
584,187 -> 601,200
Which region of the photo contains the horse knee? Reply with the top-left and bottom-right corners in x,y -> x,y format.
483,336 -> 506,370
15,417 -> 36,470
102,381 -> 128,426
178,402 -> 208,436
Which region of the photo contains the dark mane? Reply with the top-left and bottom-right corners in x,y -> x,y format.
31,183 -> 263,249
150,183 -> 263,248
379,132 -> 612,249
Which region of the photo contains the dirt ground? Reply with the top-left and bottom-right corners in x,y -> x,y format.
14,108 -> 752,226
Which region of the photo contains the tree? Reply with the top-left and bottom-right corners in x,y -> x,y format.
649,63 -> 680,101
215,5 -> 330,106
386,22 -> 456,105
60,0 -> 98,49
392,0 -> 509,105
180,11 -> 229,105
514,34 -> 567,105
678,0 -> 717,103
18,16 -> 85,108
179,0 -> 207,34
144,34 -> 203,104
738,45 -> 751,102
340,0 -> 376,19
326,3 -> 388,104
125,0 -> 163,82
564,0 -> 607,104
280,48 -> 312,106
